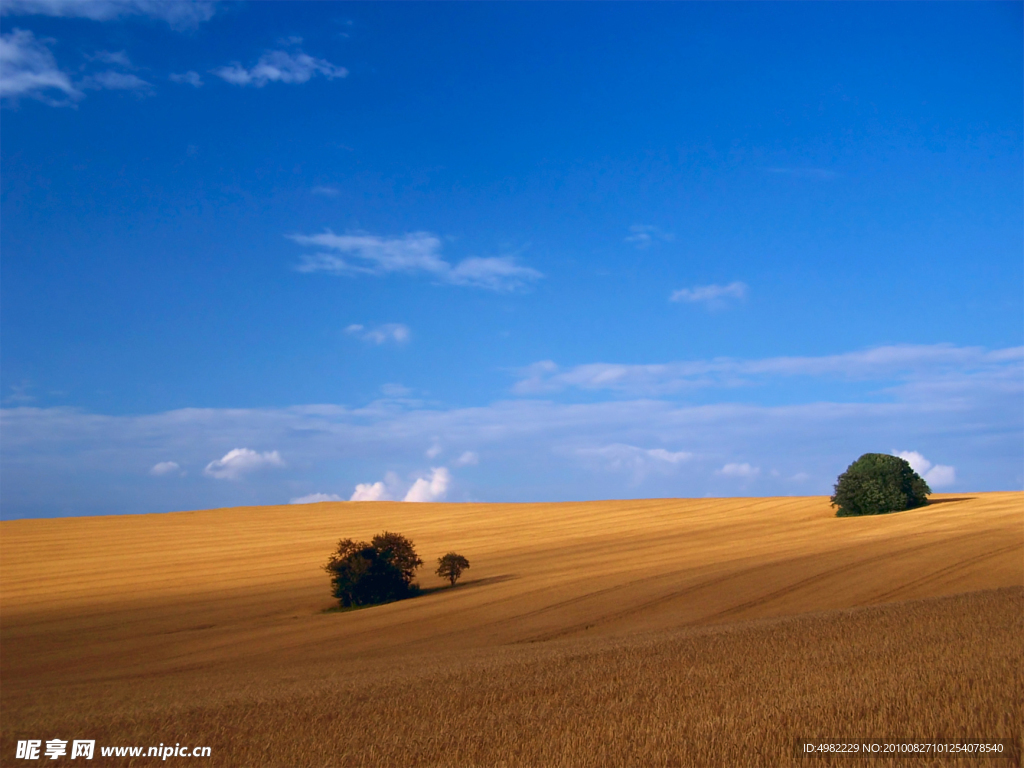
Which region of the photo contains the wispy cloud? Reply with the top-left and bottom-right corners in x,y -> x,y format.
514,344 -> 1024,397
203,448 -> 284,481
213,49 -> 347,87
0,29 -> 81,105
576,443 -> 692,482
717,462 -> 760,479
169,70 -> 202,88
81,70 -> 151,92
380,383 -> 413,398
624,225 -> 674,249
290,230 -> 542,292
345,323 -> 410,345
311,185 -> 340,196
670,281 -> 748,307
455,450 -> 479,466
86,49 -> 131,67
290,492 -> 342,504
4,381 -> 36,405
1,0 -> 218,29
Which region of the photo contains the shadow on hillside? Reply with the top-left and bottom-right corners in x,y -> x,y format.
321,573 -> 518,614
418,573 -> 518,597
926,496 -> 977,506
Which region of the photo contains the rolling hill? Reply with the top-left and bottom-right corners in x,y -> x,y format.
2,492 -> 1020,766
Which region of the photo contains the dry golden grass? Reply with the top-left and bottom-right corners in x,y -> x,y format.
2,492 -> 1021,766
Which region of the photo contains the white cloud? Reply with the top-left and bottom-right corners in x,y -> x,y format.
345,323 -> 410,345
81,70 -> 151,92
718,462 -> 760,478
213,49 -> 347,87
894,450 -> 956,489
670,281 -> 748,306
455,450 -> 479,466
425,442 -> 443,459
624,225 -> 674,248
290,492 -> 342,504
403,467 -> 450,502
311,185 -> 339,196
289,230 -> 542,292
0,29 -> 81,105
350,481 -> 388,501
169,70 -> 203,87
924,465 -> 956,488
149,461 -> 181,476
1,0 -> 218,29
203,448 -> 284,481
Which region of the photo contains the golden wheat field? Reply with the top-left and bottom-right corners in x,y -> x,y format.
1,492 -> 1021,767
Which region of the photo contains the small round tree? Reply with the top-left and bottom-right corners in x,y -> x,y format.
435,552 -> 470,585
831,453 -> 931,517
324,532 -> 422,607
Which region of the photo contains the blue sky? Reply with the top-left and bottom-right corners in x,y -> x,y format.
1,1 -> 1021,519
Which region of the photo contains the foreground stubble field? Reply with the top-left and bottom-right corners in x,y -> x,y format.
1,493 -> 1021,767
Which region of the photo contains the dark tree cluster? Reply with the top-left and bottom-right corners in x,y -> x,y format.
831,453 -> 931,517
324,532 -> 470,608
324,531 -> 423,607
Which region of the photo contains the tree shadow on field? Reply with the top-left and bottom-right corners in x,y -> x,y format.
926,496 -> 977,506
417,573 -> 518,597
321,574 -> 518,614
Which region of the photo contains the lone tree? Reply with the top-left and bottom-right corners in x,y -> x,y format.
324,531 -> 423,607
435,552 -> 470,585
831,453 -> 931,517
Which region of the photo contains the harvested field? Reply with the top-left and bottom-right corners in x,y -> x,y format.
1,492 -> 1021,766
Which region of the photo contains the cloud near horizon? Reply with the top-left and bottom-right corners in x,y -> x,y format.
403,467 -> 451,502
894,450 -> 956,489
289,231 -> 542,291
717,462 -> 760,479
348,467 -> 451,502
290,492 -> 342,504
0,342 -> 1018,518
575,443 -> 693,483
